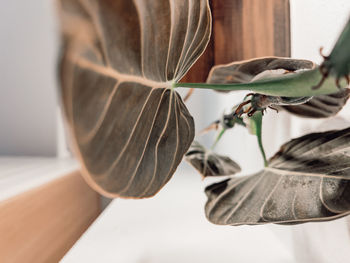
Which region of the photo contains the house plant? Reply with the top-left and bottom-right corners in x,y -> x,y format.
58,0 -> 350,226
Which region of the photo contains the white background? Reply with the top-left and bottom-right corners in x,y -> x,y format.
0,0 -> 58,156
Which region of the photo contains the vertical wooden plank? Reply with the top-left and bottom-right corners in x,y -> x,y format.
181,0 -> 290,83
212,0 -> 244,63
273,0 -> 291,56
0,171 -> 101,263
213,0 -> 291,63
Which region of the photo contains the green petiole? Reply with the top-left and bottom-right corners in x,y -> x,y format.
174,67 -> 348,97
211,128 -> 226,150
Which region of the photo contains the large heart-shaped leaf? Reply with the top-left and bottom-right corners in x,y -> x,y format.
59,0 -> 211,198
207,57 -> 350,117
205,127 -> 350,225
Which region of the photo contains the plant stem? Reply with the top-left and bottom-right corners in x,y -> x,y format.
174,68 -> 348,97
325,18 -> 350,78
211,129 -> 226,150
249,112 -> 268,167
257,130 -> 268,167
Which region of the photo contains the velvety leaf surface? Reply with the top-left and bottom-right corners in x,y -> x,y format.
205,127 -> 350,225
59,0 -> 211,198
207,57 -> 349,118
185,141 -> 241,178
282,88 -> 350,118
206,57 -> 314,89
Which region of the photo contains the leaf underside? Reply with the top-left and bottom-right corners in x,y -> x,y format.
281,88 -> 350,118
185,141 -> 241,178
207,57 -> 349,118
207,57 -> 315,92
205,127 -> 350,225
59,0 -> 211,198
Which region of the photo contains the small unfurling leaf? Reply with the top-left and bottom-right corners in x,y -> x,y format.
185,141 -> 241,178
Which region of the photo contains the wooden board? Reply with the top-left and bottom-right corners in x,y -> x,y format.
181,0 -> 290,82
212,0 -> 291,62
0,171 -> 100,263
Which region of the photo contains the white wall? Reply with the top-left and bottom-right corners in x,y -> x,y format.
0,0 -> 58,156
290,0 -> 350,138
287,1 -> 350,263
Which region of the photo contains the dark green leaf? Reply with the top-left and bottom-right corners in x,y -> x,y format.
207,57 -> 315,92
59,0 -> 211,198
207,57 -> 349,118
185,141 -> 241,178
205,127 -> 350,225
204,54 -> 348,97
281,89 -> 350,118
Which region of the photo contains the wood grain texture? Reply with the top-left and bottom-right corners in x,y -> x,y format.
212,0 -> 290,63
182,0 -> 290,82
0,171 -> 100,263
